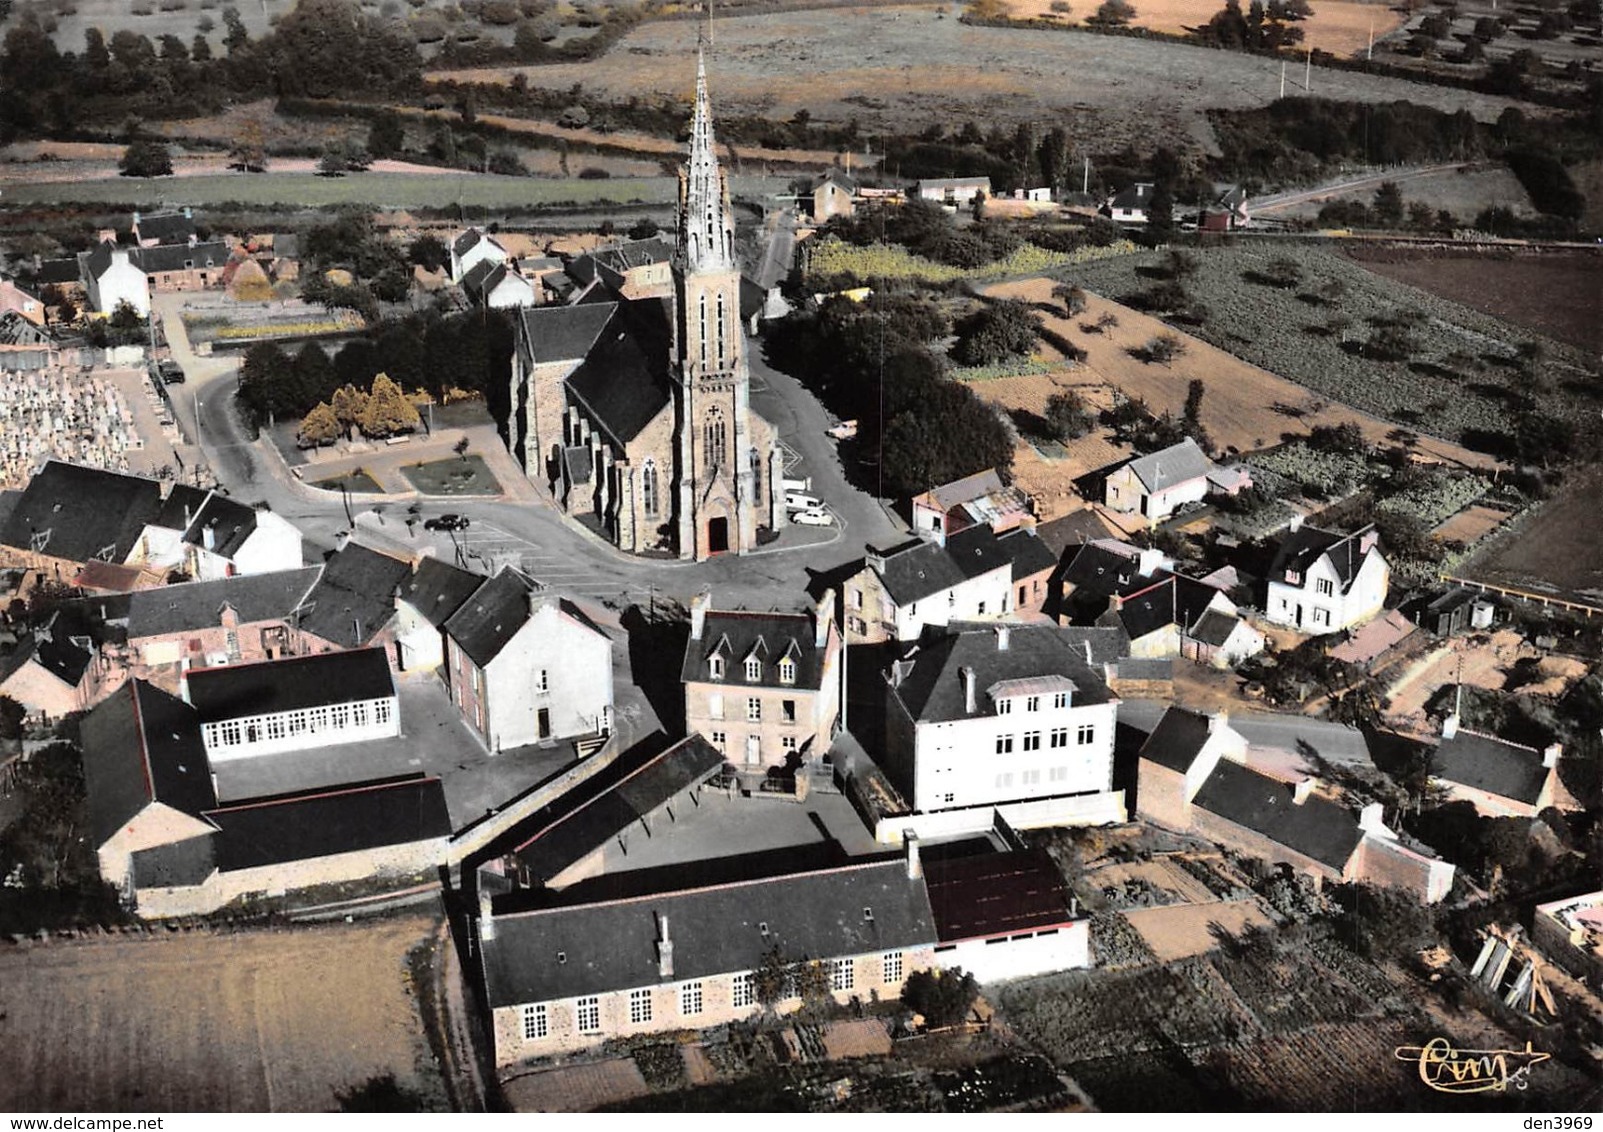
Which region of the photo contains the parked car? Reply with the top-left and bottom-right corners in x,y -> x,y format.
791,507 -> 834,527
424,514 -> 470,532
156,360 -> 185,384
826,420 -> 858,440
784,492 -> 824,512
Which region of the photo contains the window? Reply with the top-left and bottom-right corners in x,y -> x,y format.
521,1004 -> 548,1041
782,735 -> 798,752
353,702 -> 370,727
1052,692 -> 1068,709
745,657 -> 762,681
536,669 -> 549,694
708,693 -> 724,720
374,700 -> 392,726
882,951 -> 903,983
732,973 -> 756,1009
1316,578 -> 1334,597
781,699 -> 796,723
941,792 -> 955,804
708,655 -> 724,680
1023,769 -> 1041,785
471,667 -> 480,693
266,716 -> 286,741
703,406 -> 728,467
830,958 -> 855,991
220,720 -> 242,746
1077,724 -> 1096,745
948,591 -> 956,607
1023,731 -> 1042,752
1026,695 -> 1040,712
994,772 -> 1014,789
629,989 -> 653,1025
977,602 -> 987,615
997,698 -> 1013,715
1049,766 -> 1069,782
710,730 -> 726,748
778,659 -> 796,685
576,996 -> 601,1034
747,697 -> 762,722
995,734 -> 1014,755
642,459 -> 659,519
1050,727 -> 1068,748
680,982 -> 703,1016
852,589 -> 863,610
1314,608 -> 1330,627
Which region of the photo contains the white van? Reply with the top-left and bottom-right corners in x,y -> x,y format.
784,491 -> 824,512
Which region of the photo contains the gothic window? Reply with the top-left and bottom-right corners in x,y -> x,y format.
750,448 -> 762,503
703,406 -> 727,468
715,292 -> 727,367
698,294 -> 708,366
642,459 -> 659,519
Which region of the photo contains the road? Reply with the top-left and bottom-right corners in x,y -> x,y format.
1119,699 -> 1375,769
1251,163 -> 1474,215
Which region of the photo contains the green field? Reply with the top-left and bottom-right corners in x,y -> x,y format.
1,171 -> 681,210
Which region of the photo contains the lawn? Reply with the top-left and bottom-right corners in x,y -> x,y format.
401,455 -> 503,496
313,469 -> 385,494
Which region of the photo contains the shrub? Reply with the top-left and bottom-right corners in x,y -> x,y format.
951,299 -> 1042,367
1087,0 -> 1135,25
902,967 -> 979,1028
1141,332 -> 1186,365
1045,390 -> 1095,440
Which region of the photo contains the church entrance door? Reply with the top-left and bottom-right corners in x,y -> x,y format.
707,516 -> 730,554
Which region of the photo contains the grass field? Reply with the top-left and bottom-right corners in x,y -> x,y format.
1259,166 -> 1538,224
401,455 -> 503,496
1460,464 -> 1603,611
313,469 -> 385,494
0,918 -> 446,1112
1001,0 -> 1405,56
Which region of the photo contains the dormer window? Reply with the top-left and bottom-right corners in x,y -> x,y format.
1026,695 -> 1040,712
709,655 -> 725,680
745,657 -> 762,681
778,658 -> 796,685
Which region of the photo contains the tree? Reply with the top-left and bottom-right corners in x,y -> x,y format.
221,5 -> 249,54
296,402 -> 341,448
951,299 -> 1041,367
358,372 -> 421,437
191,32 -> 212,61
1372,180 -> 1405,226
1142,332 -> 1187,365
229,118 -> 266,172
118,140 -> 172,177
1183,378 -> 1205,425
367,109 -> 405,159
901,966 -> 979,1028
1088,0 -> 1136,24
408,234 -> 448,273
1037,126 -> 1070,196
1045,390 -> 1094,441
1051,282 -> 1087,316
1146,180 -> 1175,244
330,383 -> 371,429
318,143 -> 350,176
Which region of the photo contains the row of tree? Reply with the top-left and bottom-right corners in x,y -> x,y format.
295,373 -> 422,446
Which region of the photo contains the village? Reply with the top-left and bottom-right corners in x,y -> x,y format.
0,0 -> 1601,1115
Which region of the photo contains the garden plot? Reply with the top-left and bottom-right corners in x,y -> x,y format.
1085,857 -> 1223,907
1460,464 -> 1603,612
1433,502 -> 1511,544
1123,901 -> 1276,963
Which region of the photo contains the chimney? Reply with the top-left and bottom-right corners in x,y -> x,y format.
1359,527 -> 1380,555
1138,546 -> 1164,577
1441,713 -> 1459,741
689,590 -> 710,641
478,888 -> 495,941
814,588 -> 834,648
1543,743 -> 1562,769
202,523 -> 215,552
904,832 -> 921,879
183,206 -> 193,220
132,210 -> 141,229
960,666 -> 976,713
996,624 -> 1010,651
865,546 -> 887,575
1292,777 -> 1316,805
177,665 -> 191,704
1288,514 -> 1305,532
656,914 -> 674,979
1207,710 -> 1228,734
1358,802 -> 1387,835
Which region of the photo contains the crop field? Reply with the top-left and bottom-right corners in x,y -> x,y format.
0,917 -> 446,1112
1459,463 -> 1603,611
1343,249 -> 1603,356
1056,245 -> 1594,454
1001,0 -> 1404,56
429,6 -> 1529,152
1432,502 -> 1510,544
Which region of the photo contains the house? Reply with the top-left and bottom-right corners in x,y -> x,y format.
998,528 -> 1059,619
1532,891 -> 1603,986
136,240 -> 230,294
910,469 -> 1032,541
81,678 -> 450,916
461,260 -> 537,310
915,177 -> 991,207
923,846 -> 1089,983
1103,437 -> 1218,521
80,242 -> 150,317
1100,574 -> 1262,666
444,567 -> 613,752
393,555 -> 484,672
1057,539 -> 1171,623
1198,186 -> 1250,232
1136,707 -> 1454,903
122,566 -> 322,685
0,277 -> 46,326
1264,521 -> 1388,635
475,849 -> 937,1064
841,526 -> 1016,644
175,493 -> 304,581
295,541 -> 413,656
1430,714 -> 1576,819
130,208 -> 197,248
0,625 -> 99,722
811,170 -> 858,220
450,228 -> 510,283
566,237 -> 675,300
0,461 -> 164,579
1328,608 -> 1416,668
681,590 -> 842,771
185,647 -> 400,764
882,622 -> 1126,828
1104,182 -> 1156,225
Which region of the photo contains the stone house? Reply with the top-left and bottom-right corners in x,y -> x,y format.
1102,437 -> 1220,522
1264,521 -> 1388,635
910,468 -> 1033,541
841,527 -> 1016,644
0,461 -> 163,582
810,170 -> 858,220
393,555 -> 484,673
295,542 -> 412,659
1430,714 -> 1576,819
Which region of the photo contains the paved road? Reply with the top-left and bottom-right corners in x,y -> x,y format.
1120,699 -> 1375,769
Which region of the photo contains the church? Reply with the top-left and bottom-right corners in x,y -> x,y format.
505,55 -> 784,561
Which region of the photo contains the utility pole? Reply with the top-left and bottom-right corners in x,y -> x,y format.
1082,156 -> 1090,195
1280,59 -> 1286,98
1367,16 -> 1374,61
1305,45 -> 1312,92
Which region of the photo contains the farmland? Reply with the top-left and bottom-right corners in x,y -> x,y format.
0,917 -> 447,1112
1000,0 -> 1406,56
1459,463 -> 1603,612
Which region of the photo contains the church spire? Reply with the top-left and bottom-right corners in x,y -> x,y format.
679,49 -> 733,274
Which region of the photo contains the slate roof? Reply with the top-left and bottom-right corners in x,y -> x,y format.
890,624 -> 1117,725
868,525 -> 1013,607
182,494 -> 259,559
1137,705 -> 1217,774
1191,757 -> 1366,872
813,170 -> 858,194
453,228 -> 504,259
463,262 -> 532,304
0,311 -> 54,348
80,680 -> 217,848
1108,182 -> 1155,211
1190,608 -> 1244,648
1270,525 -> 1376,591
185,646 -> 394,722
153,484 -> 212,532
133,210 -> 197,245
517,299 -> 615,365
563,298 -> 673,445
514,734 -> 724,881
444,567 -> 547,668
920,469 -> 1004,513
397,557 -> 484,629
297,542 -> 410,648
1106,575 -> 1224,642
481,857 -> 937,1008
125,567 -> 321,639
923,848 -> 1076,943
1434,730 -> 1548,806
36,258 -> 81,286
997,528 -> 1058,582
30,631 -> 93,687
205,773 -> 451,872
1062,540 -> 1150,599
0,461 -> 163,564
1124,437 -> 1214,494
81,241 -> 126,281
682,610 -> 829,689
135,242 -> 229,274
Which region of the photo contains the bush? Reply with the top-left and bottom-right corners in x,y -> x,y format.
1045,390 -> 1095,441
1141,332 -> 1186,365
951,299 -> 1042,366
118,140 -> 173,177
902,967 -> 979,1028
1087,0 -> 1135,25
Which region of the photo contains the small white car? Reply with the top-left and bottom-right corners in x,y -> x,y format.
790,507 -> 834,526
784,492 -> 824,512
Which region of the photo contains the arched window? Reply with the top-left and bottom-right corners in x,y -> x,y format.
697,294 -> 707,366
715,293 -> 727,367
703,406 -> 727,468
750,447 -> 762,503
641,459 -> 659,519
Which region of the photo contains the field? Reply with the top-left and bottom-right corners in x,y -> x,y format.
1432,502 -> 1510,544
1342,248 -> 1603,356
1001,0 -> 1405,56
1258,166 -> 1538,224
0,917 -> 446,1112
1056,244 -> 1594,452
1459,463 -> 1603,612
428,6 -> 1530,152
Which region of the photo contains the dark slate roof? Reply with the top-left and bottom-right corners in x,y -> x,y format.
1062,541 -> 1149,599
205,773 -> 451,872
1124,437 -> 1213,493
153,484 -> 212,532
813,170 -> 858,194
923,848 -> 1076,943
1107,575 -> 1223,643
453,228 -> 503,258
182,493 -> 259,558
890,624 -> 1117,725
682,609 -> 829,689
1434,730 -> 1548,806
563,298 -> 673,445
445,567 -> 531,667
1137,705 -> 1215,774
271,232 -> 299,259
126,567 -> 322,639
398,557 -> 484,629
869,525 -> 1014,607
740,275 -> 765,320
298,542 -> 410,648
1269,525 -> 1375,591
1191,758 -> 1365,872
81,241 -> 122,280
1059,625 -> 1131,667
1109,182 -> 1154,211
130,833 -> 216,889
481,857 -> 937,1008
563,445 -> 593,486
0,311 -> 54,347
997,527 -> 1058,582
80,680 -> 217,848
514,734 -> 725,881
1191,608 -> 1243,648
517,296 -> 615,364
185,646 -> 394,722
0,461 -> 163,564
135,242 -> 229,274
1109,656 -> 1171,681
31,631 -> 92,687
36,258 -> 81,286
134,211 -> 197,245
577,237 -> 674,279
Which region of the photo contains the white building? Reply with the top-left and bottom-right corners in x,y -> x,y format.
1264,522 -> 1388,635
444,567 -> 613,752
883,623 -> 1124,825
450,228 -> 510,283
393,556 -> 485,672
187,647 -> 400,763
915,177 -> 991,207
843,528 -> 1015,644
462,261 -> 537,310
923,845 -> 1090,984
1103,437 -> 1216,521
1105,182 -> 1156,225
81,242 -> 151,317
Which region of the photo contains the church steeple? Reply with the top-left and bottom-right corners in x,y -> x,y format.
678,50 -> 734,275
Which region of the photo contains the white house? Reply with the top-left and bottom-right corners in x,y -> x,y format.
178,493 -> 305,581
1105,182 -> 1156,225
393,556 -> 485,672
462,261 -> 537,310
842,528 -> 1015,645
1264,522 -> 1388,635
81,241 -> 151,317
923,846 -> 1090,983
450,228 -> 510,283
1103,437 -> 1216,521
883,623 -> 1125,826
444,567 -> 613,752
915,177 -> 991,207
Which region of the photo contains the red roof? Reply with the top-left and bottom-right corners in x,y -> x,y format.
923,848 -> 1076,942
